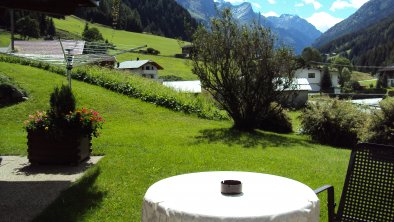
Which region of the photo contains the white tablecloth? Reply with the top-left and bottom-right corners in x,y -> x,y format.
142,171 -> 319,222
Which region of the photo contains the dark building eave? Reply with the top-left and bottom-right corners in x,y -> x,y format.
0,0 -> 99,15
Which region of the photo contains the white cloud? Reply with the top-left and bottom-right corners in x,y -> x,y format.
262,11 -> 279,17
330,0 -> 369,11
306,12 -> 343,32
295,3 -> 305,7
225,0 -> 247,3
303,0 -> 322,10
267,0 -> 276,4
252,2 -> 262,9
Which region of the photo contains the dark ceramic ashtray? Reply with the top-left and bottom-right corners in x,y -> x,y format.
221,180 -> 242,195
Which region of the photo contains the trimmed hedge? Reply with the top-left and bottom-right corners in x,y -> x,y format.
0,54 -> 227,120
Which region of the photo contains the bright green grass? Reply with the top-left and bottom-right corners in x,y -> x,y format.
0,32 -> 10,47
359,79 -> 377,88
0,62 -> 350,221
116,52 -> 196,80
53,16 -> 185,56
351,71 -> 374,82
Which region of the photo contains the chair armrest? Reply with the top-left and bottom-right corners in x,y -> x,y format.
314,185 -> 336,222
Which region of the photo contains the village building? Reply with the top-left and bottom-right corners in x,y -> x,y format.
294,67 -> 339,92
117,60 -> 163,80
378,64 -> 394,87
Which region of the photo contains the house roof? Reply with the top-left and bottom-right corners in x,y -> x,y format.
0,0 -> 99,15
118,60 -> 163,70
163,80 -> 201,93
13,40 -> 85,56
293,78 -> 313,91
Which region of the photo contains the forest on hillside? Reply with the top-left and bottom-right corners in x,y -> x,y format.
75,0 -> 197,41
319,15 -> 394,72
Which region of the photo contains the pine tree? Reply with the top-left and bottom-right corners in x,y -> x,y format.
320,66 -> 332,92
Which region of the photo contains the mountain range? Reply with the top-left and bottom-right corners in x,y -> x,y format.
314,0 -> 394,48
315,0 -> 394,69
175,0 -> 321,54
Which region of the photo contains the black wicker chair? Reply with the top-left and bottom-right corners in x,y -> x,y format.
315,143 -> 394,222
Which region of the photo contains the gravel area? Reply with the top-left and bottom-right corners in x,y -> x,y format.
0,156 -> 103,222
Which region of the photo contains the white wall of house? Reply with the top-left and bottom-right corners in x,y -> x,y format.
295,68 -> 339,92
126,64 -> 159,79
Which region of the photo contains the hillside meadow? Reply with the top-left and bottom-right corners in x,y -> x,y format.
53,16 -> 185,57
0,62 -> 350,221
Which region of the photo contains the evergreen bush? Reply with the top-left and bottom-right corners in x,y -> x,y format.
49,85 -> 76,119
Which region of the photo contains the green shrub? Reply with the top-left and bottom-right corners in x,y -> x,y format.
257,104 -> 292,133
0,73 -> 28,107
300,99 -> 367,148
367,98 -> 394,145
49,85 -> 76,118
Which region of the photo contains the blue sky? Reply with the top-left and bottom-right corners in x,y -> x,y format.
217,0 -> 370,32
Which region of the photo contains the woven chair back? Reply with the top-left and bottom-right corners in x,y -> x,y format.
337,143 -> 394,222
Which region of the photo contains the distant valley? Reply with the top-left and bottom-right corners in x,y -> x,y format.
175,0 -> 321,54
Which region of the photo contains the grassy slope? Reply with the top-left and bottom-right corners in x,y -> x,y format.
53,16 -> 196,80
0,32 -> 10,47
0,62 -> 349,221
53,16 -> 183,56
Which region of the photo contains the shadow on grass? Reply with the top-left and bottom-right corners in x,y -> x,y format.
195,128 -> 315,149
33,166 -> 106,222
16,160 -> 97,176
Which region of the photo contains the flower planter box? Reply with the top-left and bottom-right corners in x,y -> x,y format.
27,131 -> 92,165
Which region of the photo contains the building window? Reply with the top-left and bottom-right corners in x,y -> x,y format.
391,79 -> 394,87
145,66 -> 150,70
308,73 -> 315,78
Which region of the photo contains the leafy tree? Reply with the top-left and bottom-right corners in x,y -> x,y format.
331,56 -> 352,75
301,47 -> 322,66
339,67 -> 352,87
320,65 -> 332,92
82,24 -> 104,42
191,9 -> 296,131
16,16 -> 40,39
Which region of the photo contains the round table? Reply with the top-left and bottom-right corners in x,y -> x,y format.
142,171 -> 320,222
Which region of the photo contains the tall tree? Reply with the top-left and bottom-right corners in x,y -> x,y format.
331,56 -> 352,75
191,9 -> 296,131
339,67 -> 352,87
320,65 -> 332,92
16,16 -> 40,39
301,47 -> 322,66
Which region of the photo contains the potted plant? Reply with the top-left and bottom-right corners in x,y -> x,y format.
24,85 -> 104,164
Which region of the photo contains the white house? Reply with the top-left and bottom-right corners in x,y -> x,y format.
295,67 -> 339,92
117,60 -> 163,80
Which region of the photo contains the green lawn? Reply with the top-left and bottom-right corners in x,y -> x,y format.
351,71 -> 375,82
0,32 -> 10,47
0,62 -> 350,221
53,16 -> 185,56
